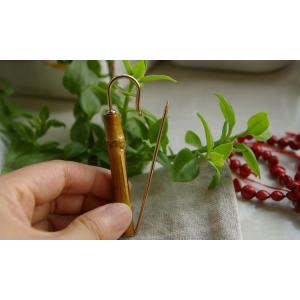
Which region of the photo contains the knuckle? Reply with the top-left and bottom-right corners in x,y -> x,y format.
75,215 -> 105,240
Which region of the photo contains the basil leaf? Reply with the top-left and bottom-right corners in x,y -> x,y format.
38,141 -> 60,151
71,119 -> 90,144
185,130 -> 201,148
80,87 -> 101,117
64,142 -> 87,159
141,75 -> 177,83
215,93 -> 236,136
63,61 -> 99,95
213,142 -> 233,159
235,142 -> 260,177
246,112 -> 269,136
197,113 -> 214,154
208,161 -> 221,189
171,148 -> 200,182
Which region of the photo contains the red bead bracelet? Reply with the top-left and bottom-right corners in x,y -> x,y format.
230,132 -> 300,213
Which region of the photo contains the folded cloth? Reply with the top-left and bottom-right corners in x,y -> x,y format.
129,161 -> 242,240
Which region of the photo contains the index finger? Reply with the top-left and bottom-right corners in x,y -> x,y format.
0,160 -> 113,206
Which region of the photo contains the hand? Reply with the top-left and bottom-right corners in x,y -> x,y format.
0,160 -> 132,239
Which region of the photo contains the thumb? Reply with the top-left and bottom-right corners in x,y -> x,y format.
58,203 -> 132,240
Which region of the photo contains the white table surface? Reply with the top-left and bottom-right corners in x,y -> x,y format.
2,61 -> 300,239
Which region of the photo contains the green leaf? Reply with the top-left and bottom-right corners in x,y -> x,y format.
64,142 -> 87,159
197,113 -> 214,154
208,161 -> 221,189
132,61 -> 146,80
141,75 -> 177,83
87,60 -> 101,77
0,79 -> 14,96
253,129 -> 272,141
148,118 -> 169,153
214,93 -> 236,136
246,112 -> 269,136
185,130 -> 201,148
235,142 -> 260,177
38,141 -> 60,151
13,151 -> 62,169
125,117 -> 148,140
80,87 -> 101,117
220,121 -> 228,142
213,142 -> 233,159
123,60 -> 133,74
172,148 -> 200,182
63,61 -> 99,95
90,123 -> 106,145
39,105 -> 49,122
71,119 -> 90,144
208,152 -> 225,168
47,119 -> 66,128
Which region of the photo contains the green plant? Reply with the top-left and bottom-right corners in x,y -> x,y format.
0,60 -> 271,188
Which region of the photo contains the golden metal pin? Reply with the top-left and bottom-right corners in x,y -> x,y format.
103,74 -> 168,237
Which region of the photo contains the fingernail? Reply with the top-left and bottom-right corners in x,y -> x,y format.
103,203 -> 132,234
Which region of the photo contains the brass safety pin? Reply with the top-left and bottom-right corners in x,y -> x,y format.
104,74 -> 168,237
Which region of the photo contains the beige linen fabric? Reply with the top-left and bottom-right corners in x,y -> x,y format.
129,161 -> 242,240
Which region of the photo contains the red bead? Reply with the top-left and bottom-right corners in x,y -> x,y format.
233,178 -> 242,192
240,164 -> 252,178
245,135 -> 253,140
283,175 -> 295,189
229,159 -> 241,170
278,138 -> 288,149
292,183 -> 300,198
262,151 -> 272,160
295,172 -> 300,181
252,145 -> 262,158
270,191 -> 284,201
236,137 -> 246,143
268,155 -> 279,166
241,185 -> 256,200
270,165 -> 285,177
296,134 -> 300,142
287,191 -> 298,201
256,190 -> 270,200
267,135 -> 278,145
288,140 -> 300,150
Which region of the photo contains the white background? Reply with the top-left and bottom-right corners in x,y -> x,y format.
1,0 -> 300,299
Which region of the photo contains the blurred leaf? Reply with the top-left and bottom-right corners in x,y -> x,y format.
87,60 -> 101,77
71,119 -> 90,144
64,142 -> 87,159
213,142 -> 233,159
123,60 -> 133,74
208,161 -> 221,189
39,105 -> 49,122
171,148 -> 199,182
80,87 -> 101,117
132,61 -> 146,80
63,61 -> 99,95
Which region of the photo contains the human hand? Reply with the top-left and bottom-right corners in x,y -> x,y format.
0,160 -> 132,239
